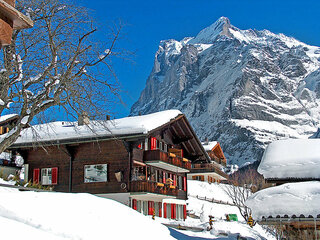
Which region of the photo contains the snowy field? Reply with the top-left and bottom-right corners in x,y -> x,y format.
0,179 -> 275,239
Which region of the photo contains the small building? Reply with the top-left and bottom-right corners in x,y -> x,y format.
246,139 -> 320,238
258,139 -> 320,185
188,141 -> 228,183
7,110 -> 210,220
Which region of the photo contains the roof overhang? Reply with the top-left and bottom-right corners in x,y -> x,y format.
0,0 -> 33,29
145,160 -> 190,173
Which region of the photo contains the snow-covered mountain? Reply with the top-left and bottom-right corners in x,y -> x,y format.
130,17 -> 320,166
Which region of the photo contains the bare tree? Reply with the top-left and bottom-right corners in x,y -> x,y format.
223,168 -> 270,222
0,0 -> 126,152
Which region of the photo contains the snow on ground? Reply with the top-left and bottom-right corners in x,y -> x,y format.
0,178 -> 275,240
258,139 -> 320,179
160,181 -> 276,240
246,181 -> 320,220
0,184 -> 175,240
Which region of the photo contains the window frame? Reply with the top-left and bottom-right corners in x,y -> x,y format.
40,167 -> 58,185
84,163 -> 108,183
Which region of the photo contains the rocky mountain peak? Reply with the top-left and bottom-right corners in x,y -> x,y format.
188,16 -> 233,44
131,17 -> 320,167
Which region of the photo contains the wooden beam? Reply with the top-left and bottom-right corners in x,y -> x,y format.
0,0 -> 33,29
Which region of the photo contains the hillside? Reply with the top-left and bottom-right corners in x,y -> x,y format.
130,17 -> 320,166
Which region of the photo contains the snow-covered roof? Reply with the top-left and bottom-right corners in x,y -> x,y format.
246,181 -> 320,220
201,141 -> 218,151
11,110 -> 183,145
258,139 -> 320,179
0,114 -> 18,125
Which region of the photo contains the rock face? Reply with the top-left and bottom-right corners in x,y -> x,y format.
130,17 -> 320,166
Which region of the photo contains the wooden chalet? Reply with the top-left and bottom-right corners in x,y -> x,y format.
247,139 -> 320,238
188,141 -> 228,183
8,110 -> 210,220
258,139 -> 320,185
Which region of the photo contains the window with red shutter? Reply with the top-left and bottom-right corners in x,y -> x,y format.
171,203 -> 176,219
132,199 -> 137,210
150,137 -> 157,150
159,202 -> 162,217
163,203 -> 167,218
183,205 -> 187,219
51,167 -> 58,185
184,176 -> 187,191
33,168 -> 40,184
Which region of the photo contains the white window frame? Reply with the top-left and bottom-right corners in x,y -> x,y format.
145,138 -> 149,150
41,168 -> 52,185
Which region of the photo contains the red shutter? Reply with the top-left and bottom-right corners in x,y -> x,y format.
173,175 -> 176,186
33,168 -> 40,184
138,144 -> 141,149
51,167 -> 58,185
163,203 -> 167,218
148,201 -> 154,215
162,172 -> 166,184
183,176 -> 187,191
181,149 -> 183,158
183,205 -> 187,219
172,204 -> 176,219
159,202 -> 162,217
132,199 -> 137,210
150,137 -> 157,150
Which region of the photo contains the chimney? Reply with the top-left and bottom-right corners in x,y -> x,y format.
78,112 -> 90,126
106,115 -> 111,120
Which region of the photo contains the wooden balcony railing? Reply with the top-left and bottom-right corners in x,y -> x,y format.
144,150 -> 191,170
191,163 -> 228,179
130,180 -> 180,197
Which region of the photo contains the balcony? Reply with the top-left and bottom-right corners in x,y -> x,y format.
143,150 -> 191,173
191,163 -> 228,179
130,180 -> 186,199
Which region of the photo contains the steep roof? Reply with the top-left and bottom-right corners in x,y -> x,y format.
246,181 -> 320,220
9,110 -> 183,146
258,139 -> 320,180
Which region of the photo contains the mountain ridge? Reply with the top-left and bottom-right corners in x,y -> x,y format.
130,17 -> 320,167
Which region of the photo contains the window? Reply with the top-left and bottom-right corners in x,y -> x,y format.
164,143 -> 168,152
144,138 -> 149,150
84,164 -> 108,183
41,167 -> 58,185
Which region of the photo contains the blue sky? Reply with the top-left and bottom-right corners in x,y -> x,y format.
79,0 -> 320,117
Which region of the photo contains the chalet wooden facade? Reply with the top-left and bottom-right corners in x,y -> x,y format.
9,110 -> 210,220
188,141 -> 228,183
